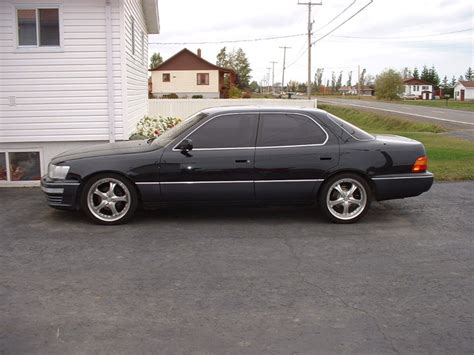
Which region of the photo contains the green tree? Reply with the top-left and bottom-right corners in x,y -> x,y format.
402,67 -> 411,79
149,52 -> 163,69
249,80 -> 259,92
375,69 -> 404,100
420,65 -> 430,82
412,67 -> 419,79
315,68 -> 324,90
216,47 -> 252,89
331,71 -> 336,92
465,67 -> 473,81
451,75 -> 457,86
428,65 -> 440,86
346,71 -> 352,86
358,68 -> 366,89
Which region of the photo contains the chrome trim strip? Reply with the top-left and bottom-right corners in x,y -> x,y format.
255,179 -> 323,183
372,175 -> 433,180
136,182 -> 160,185
41,186 -> 64,194
172,111 -> 329,151
161,180 -> 253,185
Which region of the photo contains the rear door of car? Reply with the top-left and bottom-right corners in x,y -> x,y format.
159,112 -> 258,202
254,111 -> 339,202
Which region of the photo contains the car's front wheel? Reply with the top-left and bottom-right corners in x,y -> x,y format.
319,173 -> 371,223
81,174 -> 138,225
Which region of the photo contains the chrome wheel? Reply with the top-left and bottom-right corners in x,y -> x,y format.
326,178 -> 367,221
87,177 -> 131,222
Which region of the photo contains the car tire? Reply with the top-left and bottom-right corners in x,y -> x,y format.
81,173 -> 138,225
318,173 -> 371,224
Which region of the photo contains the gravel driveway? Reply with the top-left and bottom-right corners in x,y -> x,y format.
1,183 -> 473,354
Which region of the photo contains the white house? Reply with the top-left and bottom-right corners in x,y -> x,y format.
150,48 -> 236,99
403,78 -> 433,100
454,80 -> 474,101
0,0 -> 159,185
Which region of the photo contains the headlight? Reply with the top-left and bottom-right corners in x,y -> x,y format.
48,164 -> 70,179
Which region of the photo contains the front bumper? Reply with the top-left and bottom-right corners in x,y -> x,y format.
372,172 -> 434,201
41,175 -> 81,210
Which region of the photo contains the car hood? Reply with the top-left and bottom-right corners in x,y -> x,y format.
51,140 -> 157,164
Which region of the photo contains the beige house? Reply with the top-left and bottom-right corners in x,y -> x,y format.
150,48 -> 235,98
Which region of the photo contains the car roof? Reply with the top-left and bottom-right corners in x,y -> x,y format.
200,105 -> 328,115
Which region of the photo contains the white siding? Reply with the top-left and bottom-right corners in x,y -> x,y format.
122,0 -> 149,139
0,0 -> 124,142
151,70 -> 220,97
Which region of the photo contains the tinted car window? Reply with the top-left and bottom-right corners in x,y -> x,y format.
189,114 -> 258,148
153,112 -> 208,147
258,113 -> 327,147
326,113 -> 374,141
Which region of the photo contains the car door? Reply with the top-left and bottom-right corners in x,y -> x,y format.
159,112 -> 258,202
254,112 -> 339,202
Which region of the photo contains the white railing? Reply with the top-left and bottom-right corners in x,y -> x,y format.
148,98 -> 318,118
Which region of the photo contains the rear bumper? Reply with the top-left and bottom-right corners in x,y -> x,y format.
372,172 -> 434,201
41,176 -> 80,210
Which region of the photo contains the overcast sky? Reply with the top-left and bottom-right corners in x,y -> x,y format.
149,0 -> 473,86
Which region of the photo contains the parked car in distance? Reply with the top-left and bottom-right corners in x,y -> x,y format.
41,107 -> 433,225
402,93 -> 418,100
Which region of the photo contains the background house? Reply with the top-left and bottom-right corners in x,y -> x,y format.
149,48 -> 236,99
0,0 -> 159,185
403,78 -> 433,100
338,86 -> 357,95
454,80 -> 474,101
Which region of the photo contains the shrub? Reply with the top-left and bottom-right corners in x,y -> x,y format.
192,95 -> 203,99
161,93 -> 178,99
241,91 -> 251,98
229,86 -> 242,98
129,115 -> 182,139
375,69 -> 404,100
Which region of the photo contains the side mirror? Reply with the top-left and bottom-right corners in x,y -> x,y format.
176,138 -> 193,152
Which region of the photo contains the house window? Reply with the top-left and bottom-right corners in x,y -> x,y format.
0,151 -> 41,182
422,85 -> 429,90
162,73 -> 170,82
17,8 -> 60,47
131,16 -> 135,55
197,73 -> 209,85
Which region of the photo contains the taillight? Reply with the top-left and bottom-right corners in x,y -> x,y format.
412,155 -> 428,173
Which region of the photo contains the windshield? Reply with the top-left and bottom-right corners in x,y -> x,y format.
326,113 -> 374,141
151,112 -> 208,147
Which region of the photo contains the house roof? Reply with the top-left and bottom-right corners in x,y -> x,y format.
403,78 -> 432,85
149,48 -> 235,73
457,80 -> 474,88
143,0 -> 160,34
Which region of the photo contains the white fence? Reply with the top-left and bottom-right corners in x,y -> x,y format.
148,98 -> 318,118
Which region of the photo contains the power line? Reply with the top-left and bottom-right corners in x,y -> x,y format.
328,27 -> 473,40
149,33 -> 306,45
313,0 -> 374,45
314,0 -> 357,32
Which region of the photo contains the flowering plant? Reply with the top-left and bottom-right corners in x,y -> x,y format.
130,115 -> 182,140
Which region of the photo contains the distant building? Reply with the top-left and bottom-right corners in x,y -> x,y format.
403,78 -> 433,100
338,86 -> 357,95
454,81 -> 474,101
149,48 -> 235,99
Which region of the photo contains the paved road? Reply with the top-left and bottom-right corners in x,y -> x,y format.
1,184 -> 473,354
318,98 -> 474,127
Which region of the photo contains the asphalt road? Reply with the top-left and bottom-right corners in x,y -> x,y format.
318,98 -> 474,127
1,183 -> 473,354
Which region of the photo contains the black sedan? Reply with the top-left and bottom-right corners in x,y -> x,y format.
41,107 -> 433,224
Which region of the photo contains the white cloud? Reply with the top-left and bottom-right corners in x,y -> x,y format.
150,0 -> 474,85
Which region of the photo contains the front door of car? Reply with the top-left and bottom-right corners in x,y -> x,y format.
254,112 -> 339,202
159,113 -> 258,202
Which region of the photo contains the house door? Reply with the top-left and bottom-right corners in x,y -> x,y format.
461,89 -> 465,101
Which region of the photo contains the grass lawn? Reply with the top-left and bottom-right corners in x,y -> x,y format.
319,104 -> 474,181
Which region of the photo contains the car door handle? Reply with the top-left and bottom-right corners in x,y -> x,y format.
235,159 -> 251,163
320,157 -> 332,160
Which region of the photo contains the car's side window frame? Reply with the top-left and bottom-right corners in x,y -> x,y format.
172,112 -> 260,151
256,112 -> 329,149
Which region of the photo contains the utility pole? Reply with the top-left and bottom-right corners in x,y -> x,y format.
279,46 -> 291,94
266,67 -> 272,93
270,61 -> 278,94
357,65 -> 361,100
298,1 -> 322,99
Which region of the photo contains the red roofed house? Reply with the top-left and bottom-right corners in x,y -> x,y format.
149,48 -> 236,98
454,80 -> 474,101
403,78 -> 433,100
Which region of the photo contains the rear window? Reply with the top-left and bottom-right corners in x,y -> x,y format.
326,113 -> 374,141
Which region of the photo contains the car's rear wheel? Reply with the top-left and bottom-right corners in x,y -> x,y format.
319,173 -> 371,223
81,174 -> 137,225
